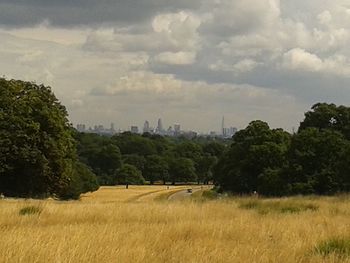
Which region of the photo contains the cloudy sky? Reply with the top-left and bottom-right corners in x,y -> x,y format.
1,0 -> 350,132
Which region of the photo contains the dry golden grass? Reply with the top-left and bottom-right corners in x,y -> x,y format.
1,187 -> 350,263
81,185 -> 188,203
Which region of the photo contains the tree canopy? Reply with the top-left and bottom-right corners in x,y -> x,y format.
76,131 -> 226,185
214,103 -> 350,196
0,78 -> 99,199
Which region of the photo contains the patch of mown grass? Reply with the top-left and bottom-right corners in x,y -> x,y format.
19,206 -> 42,216
238,199 -> 318,214
314,237 -> 350,258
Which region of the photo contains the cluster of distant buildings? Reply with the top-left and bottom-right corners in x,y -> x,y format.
138,119 -> 184,137
76,117 -> 237,139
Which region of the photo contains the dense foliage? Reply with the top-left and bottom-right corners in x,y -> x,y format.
76,132 -> 226,185
214,103 -> 350,196
0,79 -> 98,199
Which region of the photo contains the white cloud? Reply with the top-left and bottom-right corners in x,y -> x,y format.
282,48 -> 323,72
91,72 -> 183,96
317,10 -> 332,25
70,99 -> 84,108
154,51 -> 196,65
210,59 -> 259,73
200,0 -> 281,36
282,48 -> 350,76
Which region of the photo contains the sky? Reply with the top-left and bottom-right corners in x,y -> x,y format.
1,0 -> 350,133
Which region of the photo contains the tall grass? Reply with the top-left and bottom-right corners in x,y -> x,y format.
238,199 -> 319,214
1,187 -> 350,263
315,237 -> 350,258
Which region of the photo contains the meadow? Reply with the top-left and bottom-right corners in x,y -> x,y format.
1,186 -> 350,263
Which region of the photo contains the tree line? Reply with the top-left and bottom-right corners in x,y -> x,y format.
214,103 -> 350,196
75,131 -> 227,186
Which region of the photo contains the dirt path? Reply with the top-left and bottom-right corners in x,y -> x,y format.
127,186 -> 189,202
167,187 -> 204,201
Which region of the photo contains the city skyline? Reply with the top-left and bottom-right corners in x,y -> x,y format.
76,116 -> 237,137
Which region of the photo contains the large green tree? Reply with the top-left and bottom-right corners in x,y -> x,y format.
300,103 -> 350,140
287,128 -> 350,194
0,78 -> 98,198
116,164 -> 145,185
143,155 -> 169,184
214,120 -> 291,194
168,157 -> 197,184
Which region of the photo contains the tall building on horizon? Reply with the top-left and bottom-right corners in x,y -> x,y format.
143,120 -> 150,133
221,116 -> 225,136
110,123 -> 115,133
156,118 -> 164,134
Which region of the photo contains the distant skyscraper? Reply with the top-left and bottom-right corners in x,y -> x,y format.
143,120 -> 150,133
157,118 -> 164,134
110,123 -> 115,133
221,116 -> 225,136
229,127 -> 237,135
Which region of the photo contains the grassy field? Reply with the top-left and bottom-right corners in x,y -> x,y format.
1,186 -> 350,263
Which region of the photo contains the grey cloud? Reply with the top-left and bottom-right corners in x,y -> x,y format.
0,0 -> 202,28
198,0 -> 280,37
